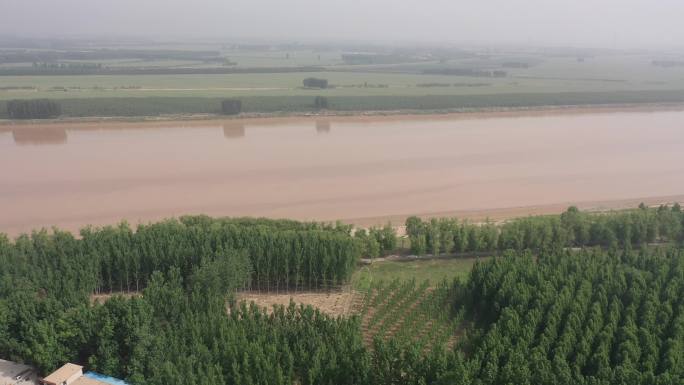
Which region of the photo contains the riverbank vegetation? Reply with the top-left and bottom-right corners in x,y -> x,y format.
405,204 -> 684,256
3,90 -> 684,119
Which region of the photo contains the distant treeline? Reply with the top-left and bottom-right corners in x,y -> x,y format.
33,62 -> 102,70
0,66 -> 326,76
501,61 -> 531,68
652,60 -> 684,68
423,68 -> 507,77
416,82 -> 489,88
341,53 -> 422,65
4,90 -> 684,119
405,204 -> 684,256
0,49 -> 222,64
6,99 -> 61,119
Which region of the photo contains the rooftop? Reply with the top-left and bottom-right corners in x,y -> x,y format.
72,377 -> 107,385
42,363 -> 83,385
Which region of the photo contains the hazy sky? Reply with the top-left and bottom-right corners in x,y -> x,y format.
3,0 -> 684,48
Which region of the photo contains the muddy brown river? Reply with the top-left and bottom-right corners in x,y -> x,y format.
2,109 -> 684,236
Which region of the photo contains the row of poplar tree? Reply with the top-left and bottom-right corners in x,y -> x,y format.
1,216 -> 360,301
405,204 -> 684,256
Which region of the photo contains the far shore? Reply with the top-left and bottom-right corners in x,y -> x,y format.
2,102 -> 684,129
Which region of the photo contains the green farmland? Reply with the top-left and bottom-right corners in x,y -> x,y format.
2,45 -> 684,118
351,256 -> 486,291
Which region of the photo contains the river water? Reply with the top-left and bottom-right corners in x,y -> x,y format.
2,110 -> 684,236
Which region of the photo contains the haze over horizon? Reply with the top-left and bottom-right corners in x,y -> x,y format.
3,0 -> 684,49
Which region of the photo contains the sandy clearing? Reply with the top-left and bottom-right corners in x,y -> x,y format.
90,292 -> 141,304
88,291 -> 358,318
238,290 -> 358,317
0,359 -> 39,385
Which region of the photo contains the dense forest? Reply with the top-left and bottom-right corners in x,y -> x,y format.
1,216 -> 359,298
459,249 -> 684,384
1,207 -> 683,384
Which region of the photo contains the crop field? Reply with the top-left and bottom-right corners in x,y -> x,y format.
3,62 -> 684,101
0,71 -> 636,100
2,50 -> 684,113
352,257 -> 484,292
3,43 -> 684,120
356,279 -> 464,350
239,257 -> 474,351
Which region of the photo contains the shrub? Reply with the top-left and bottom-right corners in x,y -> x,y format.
221,99 -> 242,115
303,77 -> 328,89
314,96 -> 329,109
